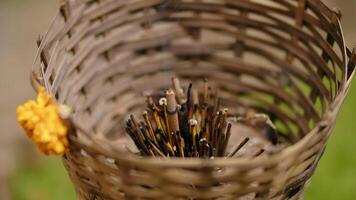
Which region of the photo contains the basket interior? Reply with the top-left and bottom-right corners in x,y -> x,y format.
40,0 -> 347,145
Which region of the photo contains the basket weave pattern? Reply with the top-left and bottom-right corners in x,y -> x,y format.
33,0 -> 356,199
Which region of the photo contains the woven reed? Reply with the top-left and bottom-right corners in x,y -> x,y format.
32,0 -> 356,199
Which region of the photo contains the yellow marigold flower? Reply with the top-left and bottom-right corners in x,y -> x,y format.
16,87 -> 69,156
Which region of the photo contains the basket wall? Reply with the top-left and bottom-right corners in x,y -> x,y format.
33,0 -> 356,199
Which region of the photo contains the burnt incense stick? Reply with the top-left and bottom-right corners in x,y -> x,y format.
143,111 -> 157,145
166,89 -> 180,136
203,78 -> 209,105
221,123 -> 232,156
228,137 -> 250,157
172,77 -> 185,104
253,149 -> 265,157
125,78 -> 275,158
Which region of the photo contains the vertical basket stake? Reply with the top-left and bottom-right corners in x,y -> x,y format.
286,0 -> 306,63
60,0 -> 71,22
347,47 -> 356,80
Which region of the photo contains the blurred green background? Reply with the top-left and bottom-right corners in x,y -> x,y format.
0,0 -> 355,200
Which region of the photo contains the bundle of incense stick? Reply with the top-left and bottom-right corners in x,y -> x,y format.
125,78 -> 257,158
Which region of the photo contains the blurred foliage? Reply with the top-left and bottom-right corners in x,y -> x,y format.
305,81 -> 356,199
9,158 -> 76,200
9,83 -> 356,200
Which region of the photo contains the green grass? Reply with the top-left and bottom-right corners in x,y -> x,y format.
9,158 -> 76,200
10,83 -> 356,200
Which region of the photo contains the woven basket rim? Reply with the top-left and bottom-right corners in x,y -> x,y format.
68,99 -> 337,167
31,0 -> 356,167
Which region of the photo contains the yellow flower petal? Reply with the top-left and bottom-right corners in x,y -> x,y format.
16,87 -> 69,156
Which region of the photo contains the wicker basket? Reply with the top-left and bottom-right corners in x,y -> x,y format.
32,0 -> 356,199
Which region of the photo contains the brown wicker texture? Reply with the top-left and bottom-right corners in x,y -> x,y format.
32,0 -> 356,199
